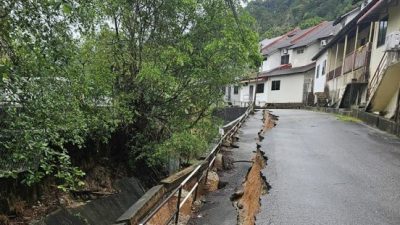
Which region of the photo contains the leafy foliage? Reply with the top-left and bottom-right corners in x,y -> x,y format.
0,0 -> 261,190
246,0 -> 364,39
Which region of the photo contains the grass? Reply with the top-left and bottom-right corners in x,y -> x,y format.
336,114 -> 362,123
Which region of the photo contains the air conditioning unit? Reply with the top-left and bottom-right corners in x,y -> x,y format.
282,49 -> 288,54
386,31 -> 400,51
321,39 -> 327,47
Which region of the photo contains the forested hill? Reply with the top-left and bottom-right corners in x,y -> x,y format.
245,0 -> 364,39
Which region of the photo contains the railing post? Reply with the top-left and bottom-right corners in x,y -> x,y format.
193,174 -> 200,202
175,187 -> 182,225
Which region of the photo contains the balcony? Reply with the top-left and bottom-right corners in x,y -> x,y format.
327,65 -> 342,81
343,44 -> 371,75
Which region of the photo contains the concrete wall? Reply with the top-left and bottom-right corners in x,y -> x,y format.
368,3 -> 400,115
35,178 -> 146,225
261,50 -> 282,72
254,81 -> 268,106
314,51 -> 328,93
384,89 -> 399,119
369,2 -> 400,82
265,74 -> 305,103
292,43 -> 320,67
213,107 -> 248,124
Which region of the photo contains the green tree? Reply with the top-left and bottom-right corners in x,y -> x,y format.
0,0 -> 261,190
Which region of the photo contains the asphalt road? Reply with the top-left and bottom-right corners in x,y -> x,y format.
259,109 -> 400,225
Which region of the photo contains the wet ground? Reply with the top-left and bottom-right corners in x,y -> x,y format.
189,110 -> 265,225
190,109 -> 400,225
259,109 -> 400,225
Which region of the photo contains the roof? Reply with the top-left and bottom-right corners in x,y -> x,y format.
259,62 -> 316,77
261,28 -> 304,56
261,21 -> 338,56
333,7 -> 360,25
357,0 -> 388,24
260,36 -> 283,49
312,0 -> 379,60
290,21 -> 338,49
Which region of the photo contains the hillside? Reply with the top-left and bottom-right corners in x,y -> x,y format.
245,0 -> 364,39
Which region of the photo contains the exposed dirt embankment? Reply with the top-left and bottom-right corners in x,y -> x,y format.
234,110 -> 277,225
236,150 -> 268,225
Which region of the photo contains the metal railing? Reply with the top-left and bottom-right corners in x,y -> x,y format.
368,51 -> 388,99
139,103 -> 254,225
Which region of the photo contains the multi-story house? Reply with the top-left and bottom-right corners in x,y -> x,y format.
312,1 -> 376,108
361,0 -> 400,121
225,21 -> 337,107
313,0 -> 400,121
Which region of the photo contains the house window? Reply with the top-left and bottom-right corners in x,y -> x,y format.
322,60 -> 326,75
234,86 -> 239,94
281,55 -> 289,65
297,48 -> 304,54
377,16 -> 388,47
316,65 -> 320,78
271,80 -> 281,91
256,83 -> 264,93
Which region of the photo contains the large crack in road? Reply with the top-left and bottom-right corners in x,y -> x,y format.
188,110 -> 277,225
232,110 -> 276,225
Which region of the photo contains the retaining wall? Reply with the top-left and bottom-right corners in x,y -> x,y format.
34,177 -> 145,225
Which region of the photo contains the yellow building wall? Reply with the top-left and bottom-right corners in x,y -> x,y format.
369,2 -> 400,82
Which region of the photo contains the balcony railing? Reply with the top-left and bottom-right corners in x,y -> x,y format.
327,70 -> 335,81
343,43 -> 371,74
327,65 -> 342,81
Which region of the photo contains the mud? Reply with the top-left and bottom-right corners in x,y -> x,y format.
233,110 -> 276,225
235,150 -> 268,225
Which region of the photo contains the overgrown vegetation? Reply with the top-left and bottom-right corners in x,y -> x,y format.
336,114 -> 362,123
245,0 -> 364,39
0,0 -> 261,191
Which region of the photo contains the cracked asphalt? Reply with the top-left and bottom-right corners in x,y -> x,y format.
259,109 -> 400,225
188,110 -> 264,225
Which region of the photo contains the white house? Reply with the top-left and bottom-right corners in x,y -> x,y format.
225,21 -> 337,107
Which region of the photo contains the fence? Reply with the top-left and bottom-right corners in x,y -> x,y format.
138,103 -> 254,225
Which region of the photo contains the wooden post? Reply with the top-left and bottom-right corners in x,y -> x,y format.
368,22 -> 374,43
352,25 -> 359,78
333,43 -> 340,103
342,34 -> 348,77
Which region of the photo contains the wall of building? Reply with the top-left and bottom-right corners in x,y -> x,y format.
254,81 -> 268,106
314,52 -> 328,93
265,74 -> 305,103
384,89 -> 399,119
261,50 -> 282,72
240,85 -> 250,103
370,2 -> 400,81
292,43 -> 321,67
225,85 -> 241,105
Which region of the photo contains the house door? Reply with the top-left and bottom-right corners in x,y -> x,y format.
249,85 -> 254,102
